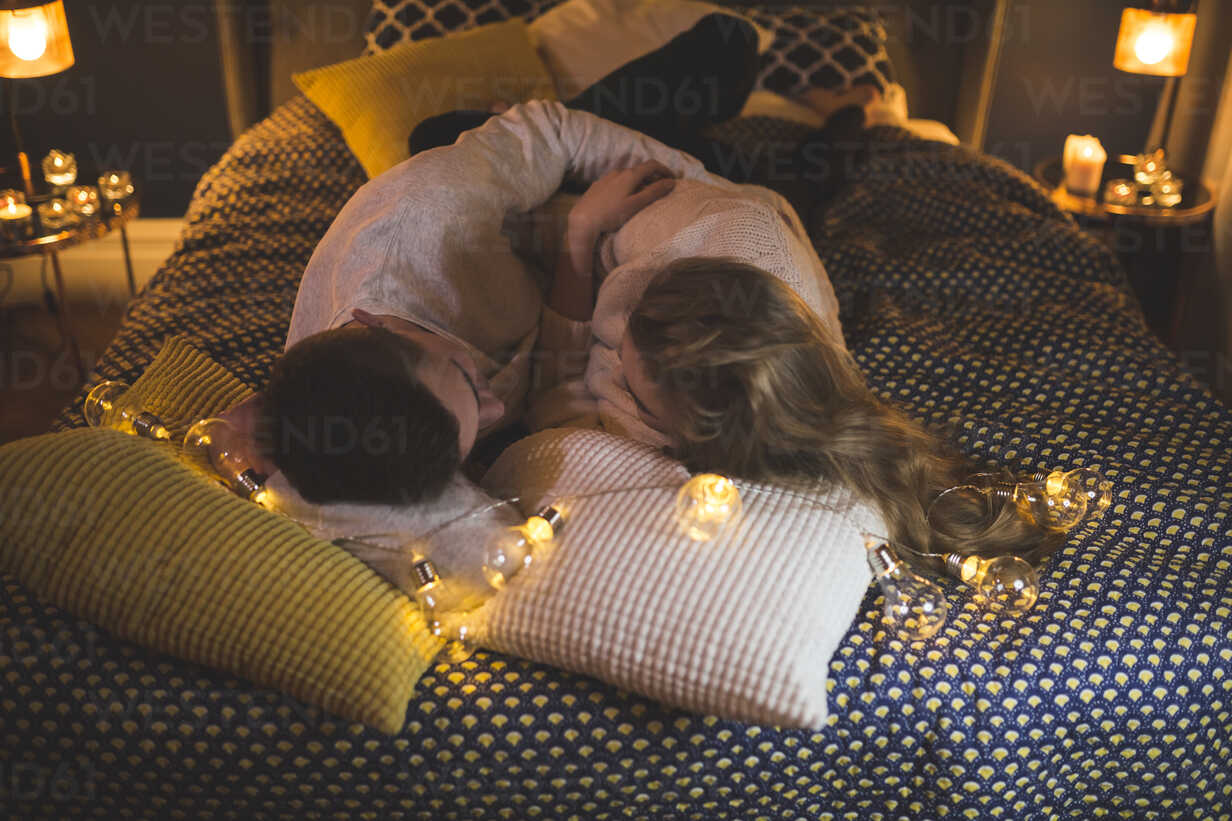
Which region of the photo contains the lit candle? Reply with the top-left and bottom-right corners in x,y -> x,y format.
42,150 -> 77,187
1151,173 -> 1183,207
1133,149 -> 1167,186
98,170 -> 134,201
1102,178 -> 1138,206
1,189 -> 26,211
1063,135 -> 1107,197
37,198 -> 74,231
66,184 -> 100,216
0,189 -> 33,241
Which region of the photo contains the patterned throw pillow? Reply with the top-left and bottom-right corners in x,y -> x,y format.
746,5 -> 894,97
365,0 -> 562,52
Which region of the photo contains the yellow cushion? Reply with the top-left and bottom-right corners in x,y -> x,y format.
293,19 -> 558,179
0,337 -> 439,734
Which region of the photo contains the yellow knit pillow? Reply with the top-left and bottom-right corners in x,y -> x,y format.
293,18 -> 558,178
0,338 -> 439,734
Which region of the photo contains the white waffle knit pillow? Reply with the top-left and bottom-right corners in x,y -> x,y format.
478,427 -> 879,728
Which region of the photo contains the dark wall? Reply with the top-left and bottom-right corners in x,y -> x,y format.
984,0 -> 1165,176
0,0 -> 233,217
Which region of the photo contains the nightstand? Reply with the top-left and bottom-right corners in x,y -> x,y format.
1033,157 -> 1215,347
0,189 -> 140,377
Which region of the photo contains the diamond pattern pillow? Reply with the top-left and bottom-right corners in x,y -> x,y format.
746,5 -> 894,97
365,0 -> 563,52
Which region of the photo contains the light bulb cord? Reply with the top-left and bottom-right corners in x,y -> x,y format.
339,481 -> 694,558
278,471 -> 910,567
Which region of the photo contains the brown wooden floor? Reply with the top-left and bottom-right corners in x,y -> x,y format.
1,295 -> 127,445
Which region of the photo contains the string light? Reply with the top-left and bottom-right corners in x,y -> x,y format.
865,539 -> 949,640
317,472 -> 1072,662
410,555 -> 475,664
928,467 -> 1112,536
674,473 -> 742,541
182,417 -> 269,505
1032,468 -> 1112,523
943,553 -> 1039,616
83,380 -> 171,441
481,505 -> 564,589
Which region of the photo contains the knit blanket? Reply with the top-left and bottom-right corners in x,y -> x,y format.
4,95 -> 1226,819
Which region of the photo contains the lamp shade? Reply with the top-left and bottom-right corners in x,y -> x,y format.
1113,8 -> 1196,77
0,0 -> 73,79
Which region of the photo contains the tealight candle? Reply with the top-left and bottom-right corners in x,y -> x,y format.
1063,135 -> 1107,197
37,198 -> 74,231
1102,178 -> 1138,206
1151,173 -> 1183,207
1133,149 -> 1167,186
66,185 -> 100,216
0,190 -> 33,241
98,170 -> 134,201
0,189 -> 26,210
42,149 -> 77,187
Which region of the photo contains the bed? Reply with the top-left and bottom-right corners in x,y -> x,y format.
3,3 -> 1231,819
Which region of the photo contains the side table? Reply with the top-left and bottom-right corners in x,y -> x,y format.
1033,157 -> 1215,347
0,191 -> 140,377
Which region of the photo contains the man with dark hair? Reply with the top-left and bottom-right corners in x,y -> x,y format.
262,323 -> 497,504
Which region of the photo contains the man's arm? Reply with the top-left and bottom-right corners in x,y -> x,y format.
289,101 -> 710,354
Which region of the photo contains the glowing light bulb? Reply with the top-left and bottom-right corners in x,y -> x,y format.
945,553 -> 1039,616
182,418 -> 268,502
411,557 -> 473,663
83,380 -> 171,441
1008,477 -> 1088,532
7,10 -> 49,62
525,506 -> 563,545
1053,467 -> 1112,521
675,474 -> 742,541
1015,467 -> 1112,531
481,505 -> 563,589
865,540 -> 949,640
1134,24 -> 1174,65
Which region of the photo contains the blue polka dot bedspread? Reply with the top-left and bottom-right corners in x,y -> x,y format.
1,96 -> 1228,819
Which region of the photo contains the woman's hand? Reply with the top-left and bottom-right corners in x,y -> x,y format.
548,162 -> 676,323
567,160 -> 678,239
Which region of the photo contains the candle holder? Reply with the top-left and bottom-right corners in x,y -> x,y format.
1133,149 -> 1167,186
42,149 -> 77,188
66,184 -> 100,217
37,197 -> 76,231
0,189 -> 34,242
1102,179 -> 1138,206
1150,173 -> 1183,208
98,171 -> 134,201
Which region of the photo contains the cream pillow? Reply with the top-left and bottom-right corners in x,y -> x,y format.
530,0 -> 773,100
477,428 -> 880,728
293,18 -> 558,178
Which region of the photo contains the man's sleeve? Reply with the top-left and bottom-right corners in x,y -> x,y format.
420,100 -> 723,219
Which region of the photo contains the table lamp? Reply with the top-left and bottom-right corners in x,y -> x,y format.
1113,1 -> 1197,153
0,0 -> 74,197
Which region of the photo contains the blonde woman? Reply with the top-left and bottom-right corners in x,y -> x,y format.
531,170 -> 1049,561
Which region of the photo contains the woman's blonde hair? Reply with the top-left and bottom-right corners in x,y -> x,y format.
627,257 -> 1054,564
